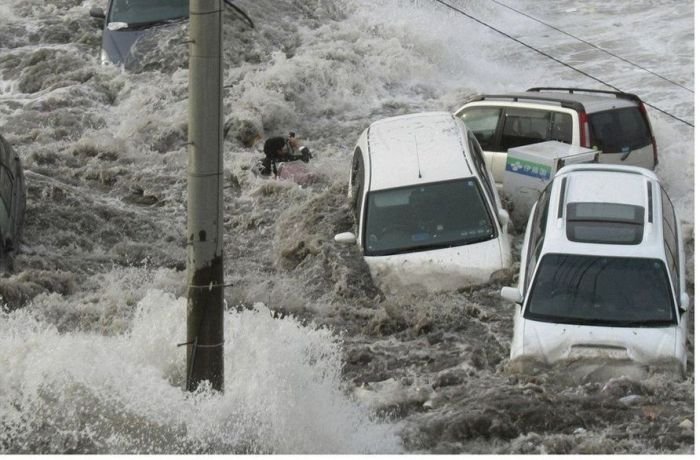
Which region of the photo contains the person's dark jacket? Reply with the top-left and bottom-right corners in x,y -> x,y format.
259,136 -> 311,176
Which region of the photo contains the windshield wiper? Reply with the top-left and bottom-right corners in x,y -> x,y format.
125,17 -> 187,30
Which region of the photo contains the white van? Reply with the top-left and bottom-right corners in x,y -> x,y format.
501,164 -> 689,375
455,88 -> 658,185
334,112 -> 512,292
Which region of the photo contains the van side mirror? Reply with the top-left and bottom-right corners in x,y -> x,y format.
90,7 -> 106,19
334,232 -> 357,244
501,286 -> 523,304
680,292 -> 690,311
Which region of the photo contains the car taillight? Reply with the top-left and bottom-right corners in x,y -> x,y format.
578,111 -> 588,147
638,104 -> 659,167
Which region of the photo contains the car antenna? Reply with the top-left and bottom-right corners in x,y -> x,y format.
414,134 -> 422,179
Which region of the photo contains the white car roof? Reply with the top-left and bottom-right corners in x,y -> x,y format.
541,164 -> 666,259
367,111 -> 474,191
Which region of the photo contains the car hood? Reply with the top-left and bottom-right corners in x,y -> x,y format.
102,28 -> 144,66
521,319 -> 680,366
365,238 -> 505,293
102,19 -> 187,68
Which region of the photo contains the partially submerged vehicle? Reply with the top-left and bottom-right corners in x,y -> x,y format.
90,0 -> 189,67
455,88 -> 657,185
334,111 -> 511,292
501,164 -> 689,375
0,134 -> 26,271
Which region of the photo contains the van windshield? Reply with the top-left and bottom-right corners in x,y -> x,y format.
525,254 -> 676,327
364,178 -> 496,256
588,107 -> 652,153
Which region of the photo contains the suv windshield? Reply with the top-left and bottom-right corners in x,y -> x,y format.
364,178 -> 496,256
588,107 -> 652,153
108,0 -> 189,25
525,254 -> 676,327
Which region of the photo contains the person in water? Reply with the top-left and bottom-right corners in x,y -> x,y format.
258,132 -> 312,177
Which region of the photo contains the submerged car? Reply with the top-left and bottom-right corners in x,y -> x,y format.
454,88 -> 657,185
501,164 -> 689,375
0,134 -> 26,271
90,0 -> 189,67
334,111 -> 511,292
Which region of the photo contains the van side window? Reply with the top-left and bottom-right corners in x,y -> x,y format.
350,147 -> 365,223
660,186 -> 680,302
550,112 -> 573,143
456,107 -> 501,149
525,182 -> 552,288
468,134 -> 498,211
501,108 -> 573,151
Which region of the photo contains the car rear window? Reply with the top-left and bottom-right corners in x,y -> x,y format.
588,107 -> 652,154
566,202 -> 645,244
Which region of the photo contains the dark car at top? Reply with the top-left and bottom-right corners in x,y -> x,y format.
90,0 -> 189,67
0,134 -> 25,272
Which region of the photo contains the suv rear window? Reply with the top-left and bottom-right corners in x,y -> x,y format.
566,202 -> 645,244
588,107 -> 652,154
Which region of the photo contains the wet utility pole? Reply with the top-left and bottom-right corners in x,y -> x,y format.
186,0 -> 224,392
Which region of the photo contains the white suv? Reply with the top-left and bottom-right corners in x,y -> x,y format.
501,164 -> 689,375
454,88 -> 658,185
335,112 -> 511,292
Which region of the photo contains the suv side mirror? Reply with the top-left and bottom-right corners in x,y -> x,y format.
334,232 -> 357,244
501,286 -> 523,304
90,7 -> 106,19
680,292 -> 690,311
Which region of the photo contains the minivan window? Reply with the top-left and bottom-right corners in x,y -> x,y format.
525,182 -> 552,288
350,147 -> 365,222
501,108 -> 573,151
456,107 -> 501,147
660,187 -> 680,301
468,135 -> 498,211
364,178 -> 495,256
588,107 -> 652,154
525,254 -> 676,327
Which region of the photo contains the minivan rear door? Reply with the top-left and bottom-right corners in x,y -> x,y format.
587,107 -> 655,169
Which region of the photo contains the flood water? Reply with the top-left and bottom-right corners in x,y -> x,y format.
0,0 -> 694,454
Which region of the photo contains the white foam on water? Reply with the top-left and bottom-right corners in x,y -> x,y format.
1,287 -> 401,454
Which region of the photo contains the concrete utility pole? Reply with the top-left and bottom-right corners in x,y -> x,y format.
186,0 -> 224,392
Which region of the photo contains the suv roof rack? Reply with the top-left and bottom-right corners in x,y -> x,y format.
469,93 -> 586,112
527,87 -> 642,104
